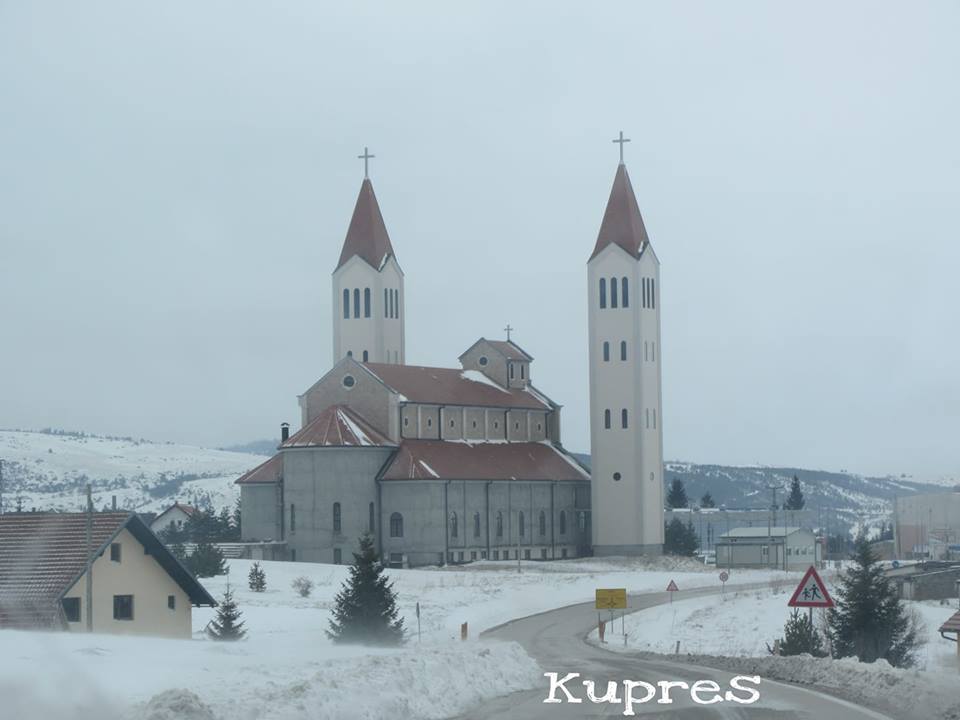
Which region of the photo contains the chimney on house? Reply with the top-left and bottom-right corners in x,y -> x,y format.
111,495 -> 117,511
281,422 -> 290,443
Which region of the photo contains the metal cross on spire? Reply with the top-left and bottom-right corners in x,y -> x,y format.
358,146 -> 375,179
612,131 -> 631,165
504,324 -> 514,341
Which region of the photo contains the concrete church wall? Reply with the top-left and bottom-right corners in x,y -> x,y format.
299,359 -> 398,439
241,484 -> 282,542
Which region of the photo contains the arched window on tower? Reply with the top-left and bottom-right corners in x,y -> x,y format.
343,289 -> 350,319
353,288 -> 360,318
384,289 -> 388,317
610,277 -> 618,308
604,409 -> 611,429
603,342 -> 610,362
620,341 -> 627,361
621,409 -> 629,429
473,512 -> 481,538
651,279 -> 656,309
496,512 -> 504,537
599,278 -> 607,308
333,502 -> 341,533
518,511 -> 525,537
364,288 -> 371,317
450,512 -> 458,538
559,510 -> 567,535
390,512 -> 403,537
362,350 -> 368,362
394,289 -> 400,318
622,277 -> 629,307
539,510 -> 546,537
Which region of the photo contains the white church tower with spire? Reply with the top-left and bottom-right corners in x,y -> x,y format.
331,148 -> 405,365
588,134 -> 664,556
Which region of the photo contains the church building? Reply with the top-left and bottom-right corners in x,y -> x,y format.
237,138 -> 664,566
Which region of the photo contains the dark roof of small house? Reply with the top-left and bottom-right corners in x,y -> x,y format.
589,163 -> 650,261
0,512 -> 215,629
153,502 -> 199,525
940,610 -> 960,634
362,363 -> 552,410
281,405 -> 394,449
235,453 -> 283,485
335,178 -> 397,271
379,440 -> 590,482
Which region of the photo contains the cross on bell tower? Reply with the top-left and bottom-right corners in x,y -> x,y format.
612,131 -> 630,165
358,146 -> 375,179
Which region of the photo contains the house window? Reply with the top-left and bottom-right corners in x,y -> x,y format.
610,277 -> 618,308
621,277 -> 629,307
290,503 -> 296,533
334,548 -> 342,564
353,288 -> 360,318
333,502 -> 341,533
364,288 -> 371,317
474,512 -> 481,538
496,512 -> 504,537
390,512 -> 403,537
62,597 -> 80,623
559,511 -> 566,535
604,409 -> 611,429
113,595 -> 134,621
621,409 -> 628,429
110,543 -> 121,563
539,510 -> 546,537
343,289 -> 350,318
599,278 -> 607,308
519,511 -> 525,537
450,512 -> 458,538
369,502 -> 376,533
603,341 -> 610,361
620,341 -> 627,361
167,595 -> 176,611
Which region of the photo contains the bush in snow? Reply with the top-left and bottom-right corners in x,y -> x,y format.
776,609 -> 826,657
827,534 -> 923,668
292,576 -> 314,598
328,533 -> 405,645
248,561 -> 267,592
190,541 -> 227,578
207,585 -> 246,641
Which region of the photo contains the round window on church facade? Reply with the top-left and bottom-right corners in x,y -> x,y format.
612,472 -> 622,482
342,375 -> 356,389
478,356 -> 488,366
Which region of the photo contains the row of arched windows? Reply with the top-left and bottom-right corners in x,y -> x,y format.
603,408 -> 629,429
602,340 -> 628,362
447,510 -> 569,538
599,277 -> 629,309
384,288 -> 399,318
343,288 -> 372,319
642,277 -> 656,309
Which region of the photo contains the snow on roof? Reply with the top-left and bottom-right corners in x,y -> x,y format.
720,527 -> 805,539
281,405 -> 393,449
460,370 -> 509,393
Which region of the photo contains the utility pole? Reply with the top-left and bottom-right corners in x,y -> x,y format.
85,484 -> 94,632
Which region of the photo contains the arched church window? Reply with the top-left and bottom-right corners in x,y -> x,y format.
343,289 -> 350,319
603,342 -> 610,362
394,289 -> 400,318
620,341 -> 627,361
333,502 -> 341,533
388,289 -> 394,318
604,409 -> 611,429
496,512 -> 503,537
369,502 -> 375,533
450,512 -> 458,538
353,288 -> 360,318
578,511 -> 586,531
610,277 -> 618,308
650,279 -> 656,309
621,408 -> 628,429
559,511 -> 566,535
509,363 -> 515,379
390,512 -> 403,538
384,288 -> 389,317
364,288 -> 371,317
539,510 -> 546,537
474,512 -> 481,538
520,364 -> 525,380
622,277 -> 629,307
362,350 -> 368,362
518,511 -> 525,537
599,278 -> 607,308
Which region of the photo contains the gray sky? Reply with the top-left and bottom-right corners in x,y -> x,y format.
1,2 -> 957,481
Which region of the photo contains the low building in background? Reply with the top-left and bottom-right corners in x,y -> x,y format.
715,526 -> 821,571
0,512 -> 215,638
893,488 -> 960,560
665,508 -> 818,554
149,502 -> 200,537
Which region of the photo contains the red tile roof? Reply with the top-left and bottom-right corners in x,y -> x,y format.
282,405 -> 393,448
362,363 -> 551,410
589,163 -> 650,261
379,440 -> 589,482
336,178 -> 397,271
0,512 -> 214,629
940,610 -> 960,634
235,453 -> 283,485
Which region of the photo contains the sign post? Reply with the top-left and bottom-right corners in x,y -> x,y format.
666,579 -> 679,603
719,570 -> 729,595
788,565 -> 835,625
596,588 -> 627,643
416,601 -> 421,643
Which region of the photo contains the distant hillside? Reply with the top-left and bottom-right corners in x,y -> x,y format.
220,439 -> 280,456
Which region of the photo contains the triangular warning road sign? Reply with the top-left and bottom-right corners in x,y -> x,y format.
666,579 -> 679,592
788,566 -> 834,608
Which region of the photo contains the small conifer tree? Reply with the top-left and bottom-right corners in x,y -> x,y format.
778,609 -> 826,657
666,479 -> 688,509
248,561 -> 266,592
207,585 -> 246,641
191,541 -> 227,578
784,475 -> 805,510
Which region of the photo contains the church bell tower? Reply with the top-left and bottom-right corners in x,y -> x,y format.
588,133 -> 664,556
331,148 -> 405,365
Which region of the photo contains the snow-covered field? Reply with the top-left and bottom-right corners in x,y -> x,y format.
0,430 -> 264,513
591,574 -> 960,675
0,556 -> 788,720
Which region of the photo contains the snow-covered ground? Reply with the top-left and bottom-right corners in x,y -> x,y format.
591,573 -> 960,675
0,556 -> 789,720
0,430 -> 264,513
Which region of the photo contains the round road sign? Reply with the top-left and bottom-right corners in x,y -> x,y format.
719,571 -> 729,583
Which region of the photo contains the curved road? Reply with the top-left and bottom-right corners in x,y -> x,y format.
455,584 -> 893,720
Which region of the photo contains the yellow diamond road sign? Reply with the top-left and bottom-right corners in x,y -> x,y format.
595,588 -> 627,610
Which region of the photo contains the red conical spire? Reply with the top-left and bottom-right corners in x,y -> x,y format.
589,163 -> 650,261
336,179 -> 397,271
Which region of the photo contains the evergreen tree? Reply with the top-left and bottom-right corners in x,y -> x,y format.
191,541 -> 227,578
699,492 -> 716,509
778,609 -> 826,657
666,479 -> 688,509
328,534 -> 404,645
207,585 -> 246,641
248,561 -> 266,592
233,497 -> 242,538
784,475 -> 805,510
683,519 -> 700,556
663,518 -> 698,556
827,535 -> 922,667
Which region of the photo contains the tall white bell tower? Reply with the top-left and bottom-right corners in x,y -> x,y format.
588,133 -> 664,556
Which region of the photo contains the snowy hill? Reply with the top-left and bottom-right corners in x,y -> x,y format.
0,429 -> 268,514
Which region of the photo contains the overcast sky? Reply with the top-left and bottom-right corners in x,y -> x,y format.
1,2 -> 957,481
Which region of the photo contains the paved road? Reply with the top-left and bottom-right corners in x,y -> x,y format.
454,584 -> 893,719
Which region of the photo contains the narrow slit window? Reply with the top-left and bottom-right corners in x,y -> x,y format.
610,277 -> 618,308
603,341 -> 610,362
384,289 -> 388,317
604,409 -> 611,429
364,288 -> 371,317
599,278 -> 607,308
621,408 -> 629,428
620,341 -> 627,361
621,277 -> 629,307
353,288 -> 360,318
344,289 -> 351,318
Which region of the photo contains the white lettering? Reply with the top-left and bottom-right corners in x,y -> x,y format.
656,680 -> 690,704
690,680 -> 723,705
543,672 -> 582,704
583,680 -> 622,704
621,680 -> 656,716
725,675 -> 761,704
